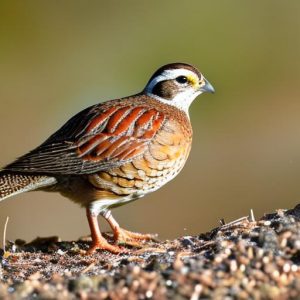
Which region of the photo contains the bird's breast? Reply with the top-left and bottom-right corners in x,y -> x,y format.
88,118 -> 192,197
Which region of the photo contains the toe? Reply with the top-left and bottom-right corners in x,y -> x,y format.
86,241 -> 123,254
114,228 -> 159,247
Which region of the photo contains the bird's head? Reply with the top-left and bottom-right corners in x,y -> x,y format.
144,63 -> 214,113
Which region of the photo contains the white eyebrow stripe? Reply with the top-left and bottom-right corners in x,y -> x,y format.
145,68 -> 199,93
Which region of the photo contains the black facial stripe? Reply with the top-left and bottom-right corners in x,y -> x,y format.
151,80 -> 176,100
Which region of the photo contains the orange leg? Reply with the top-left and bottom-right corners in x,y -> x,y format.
102,210 -> 158,247
86,208 -> 122,254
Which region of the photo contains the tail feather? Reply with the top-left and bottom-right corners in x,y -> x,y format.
0,172 -> 57,201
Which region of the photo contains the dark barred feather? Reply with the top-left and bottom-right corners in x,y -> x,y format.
0,172 -> 56,200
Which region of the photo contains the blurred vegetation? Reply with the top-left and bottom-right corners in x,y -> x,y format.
0,1 -> 300,241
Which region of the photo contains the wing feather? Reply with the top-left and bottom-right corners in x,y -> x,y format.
4,98 -> 167,175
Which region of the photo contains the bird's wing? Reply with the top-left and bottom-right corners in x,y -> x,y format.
4,99 -> 167,175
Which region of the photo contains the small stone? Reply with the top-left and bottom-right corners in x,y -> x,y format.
146,290 -> 153,298
57,249 -> 65,255
181,237 -> 194,248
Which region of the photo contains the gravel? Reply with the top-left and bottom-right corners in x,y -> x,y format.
0,205 -> 300,299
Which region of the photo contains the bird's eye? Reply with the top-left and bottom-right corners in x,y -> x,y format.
175,76 -> 188,84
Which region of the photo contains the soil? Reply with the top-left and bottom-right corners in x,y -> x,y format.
0,205 -> 300,299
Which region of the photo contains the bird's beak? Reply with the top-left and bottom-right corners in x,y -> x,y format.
199,78 -> 215,94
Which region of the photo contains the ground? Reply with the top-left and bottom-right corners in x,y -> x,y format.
0,205 -> 300,299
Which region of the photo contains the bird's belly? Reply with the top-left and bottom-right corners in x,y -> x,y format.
88,141 -> 191,198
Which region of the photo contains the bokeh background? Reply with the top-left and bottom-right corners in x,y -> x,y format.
0,1 -> 300,242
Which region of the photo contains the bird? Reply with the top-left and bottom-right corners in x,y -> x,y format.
0,63 -> 214,254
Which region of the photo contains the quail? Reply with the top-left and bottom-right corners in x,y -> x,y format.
0,63 -> 214,253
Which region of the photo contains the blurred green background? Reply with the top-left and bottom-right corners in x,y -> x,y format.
0,1 -> 300,242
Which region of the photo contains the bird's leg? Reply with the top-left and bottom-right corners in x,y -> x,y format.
86,207 -> 122,254
101,210 -> 158,247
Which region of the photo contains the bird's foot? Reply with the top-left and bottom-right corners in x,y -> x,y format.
114,228 -> 158,247
86,239 -> 124,254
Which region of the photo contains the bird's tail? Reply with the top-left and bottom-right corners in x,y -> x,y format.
0,171 -> 57,201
